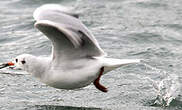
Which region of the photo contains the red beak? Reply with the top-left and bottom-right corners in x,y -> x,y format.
7,62 -> 14,66
0,62 -> 15,69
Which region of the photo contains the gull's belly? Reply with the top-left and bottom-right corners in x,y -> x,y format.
42,59 -> 102,89
43,59 -> 102,90
46,69 -> 100,89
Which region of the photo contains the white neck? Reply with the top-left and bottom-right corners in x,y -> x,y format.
26,56 -> 51,80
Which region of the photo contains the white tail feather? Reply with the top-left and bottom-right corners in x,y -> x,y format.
101,58 -> 141,74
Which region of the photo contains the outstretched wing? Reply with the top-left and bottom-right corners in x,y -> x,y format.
34,4 -> 106,60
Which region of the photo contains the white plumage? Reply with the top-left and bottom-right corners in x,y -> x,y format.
12,4 -> 140,92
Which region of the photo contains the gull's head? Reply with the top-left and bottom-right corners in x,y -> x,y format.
0,54 -> 36,73
7,54 -> 48,79
12,54 -> 36,72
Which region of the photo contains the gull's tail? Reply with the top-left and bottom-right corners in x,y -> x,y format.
101,58 -> 141,74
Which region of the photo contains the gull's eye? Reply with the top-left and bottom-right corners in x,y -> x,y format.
15,59 -> 18,63
21,60 -> 26,64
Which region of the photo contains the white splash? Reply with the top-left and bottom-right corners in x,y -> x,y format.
147,72 -> 181,106
140,62 -> 181,106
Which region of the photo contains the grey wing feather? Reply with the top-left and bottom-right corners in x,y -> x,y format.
35,20 -> 105,60
35,20 -> 82,48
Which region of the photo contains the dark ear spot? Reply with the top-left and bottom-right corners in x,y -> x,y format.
15,59 -> 18,63
21,60 -> 26,64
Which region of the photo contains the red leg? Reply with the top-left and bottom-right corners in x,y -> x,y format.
94,67 -> 108,92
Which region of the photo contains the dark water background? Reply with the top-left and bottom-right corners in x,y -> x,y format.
1,0 -> 182,109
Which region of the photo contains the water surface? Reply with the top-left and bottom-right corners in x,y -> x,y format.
1,0 -> 182,110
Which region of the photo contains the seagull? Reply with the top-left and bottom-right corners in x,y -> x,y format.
1,4 -> 140,92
